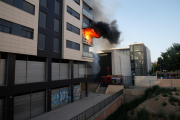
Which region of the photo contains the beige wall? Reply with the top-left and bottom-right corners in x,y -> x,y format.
0,0 -> 39,55
105,85 -> 124,94
135,76 -> 157,87
62,0 -> 93,62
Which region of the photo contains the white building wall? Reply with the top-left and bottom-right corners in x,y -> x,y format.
0,0 -> 39,55
111,50 -> 131,76
146,46 -> 151,73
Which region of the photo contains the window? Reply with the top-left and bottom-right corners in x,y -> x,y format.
39,11 -> 47,28
83,3 -> 89,12
14,0 -> 23,9
1,25 -> 11,33
38,33 -> 46,50
55,0 -> 60,15
54,38 -> 60,53
66,40 -> 80,51
73,0 -> 80,5
83,44 -> 89,52
0,25 -> 2,32
67,6 -> 80,20
40,0 -> 48,8
23,1 -> 35,15
66,23 -> 80,35
21,29 -> 32,39
54,19 -> 60,33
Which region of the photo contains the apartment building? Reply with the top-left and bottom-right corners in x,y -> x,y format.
0,0 -> 93,119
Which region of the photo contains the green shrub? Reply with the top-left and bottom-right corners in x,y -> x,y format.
169,112 -> 176,120
145,88 -> 153,99
155,98 -> 159,101
168,91 -> 173,95
173,87 -> 177,92
137,108 -> 150,120
178,101 -> 180,106
175,92 -> 179,96
156,109 -> 166,119
152,85 -> 161,95
162,101 -> 167,106
162,93 -> 168,97
169,96 -> 179,102
130,109 -> 135,115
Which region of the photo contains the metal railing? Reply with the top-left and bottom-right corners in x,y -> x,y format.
122,76 -> 133,85
70,89 -> 123,120
83,0 -> 93,8
83,52 -> 93,58
83,9 -> 93,20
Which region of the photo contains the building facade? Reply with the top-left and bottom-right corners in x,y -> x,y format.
0,0 -> 93,119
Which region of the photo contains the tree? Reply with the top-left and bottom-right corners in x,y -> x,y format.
160,43 -> 180,74
148,63 -> 158,75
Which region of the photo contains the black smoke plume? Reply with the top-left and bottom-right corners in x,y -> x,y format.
89,20 -> 121,44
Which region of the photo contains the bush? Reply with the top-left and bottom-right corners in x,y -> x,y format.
137,108 -> 150,120
152,85 -> 161,95
169,96 -> 179,102
162,93 -> 168,97
145,88 -> 153,99
157,109 -> 166,119
175,92 -> 179,96
162,101 -> 167,106
169,112 -> 176,120
155,98 -> 159,101
173,87 -> 177,92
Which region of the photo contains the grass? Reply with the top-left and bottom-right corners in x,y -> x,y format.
136,108 -> 150,120
169,96 -> 179,102
162,93 -> 168,97
162,101 -> 167,106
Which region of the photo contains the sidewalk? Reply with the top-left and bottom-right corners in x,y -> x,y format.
30,92 -> 112,120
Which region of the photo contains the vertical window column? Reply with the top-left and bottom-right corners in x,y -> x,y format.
38,33 -> 46,50
39,11 -> 47,28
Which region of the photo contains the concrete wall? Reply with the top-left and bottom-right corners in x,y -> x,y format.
157,79 -> 180,88
110,50 -> 131,76
106,85 -> 124,94
92,95 -> 124,120
124,89 -> 145,103
62,0 -> 92,62
0,0 -> 39,55
81,83 -> 99,92
135,76 -> 157,87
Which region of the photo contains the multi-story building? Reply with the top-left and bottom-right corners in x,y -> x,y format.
118,43 -> 151,76
0,0 -> 93,119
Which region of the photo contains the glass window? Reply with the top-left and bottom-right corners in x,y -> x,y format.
73,0 -> 80,5
67,6 -> 72,14
83,44 -> 89,52
67,23 -> 71,31
39,11 -> 47,28
130,45 -> 133,52
83,16 -> 89,25
74,27 -> 80,35
22,30 -> 26,37
75,43 -> 80,50
40,0 -> 47,8
75,12 -> 80,19
27,32 -> 31,38
23,1 -> 34,15
14,0 -> 23,9
134,45 -> 142,51
83,3 -> 89,12
38,33 -> 46,50
55,0 -> 60,15
0,25 -> 3,32
4,26 -> 10,33
66,40 -> 71,48
3,0 -> 13,5
54,38 -> 60,52
12,23 -> 22,36
72,42 -> 75,49
54,19 -> 60,33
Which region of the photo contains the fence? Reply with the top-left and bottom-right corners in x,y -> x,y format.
70,89 -> 123,120
122,76 -> 133,86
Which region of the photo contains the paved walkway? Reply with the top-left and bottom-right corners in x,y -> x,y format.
30,92 -> 112,120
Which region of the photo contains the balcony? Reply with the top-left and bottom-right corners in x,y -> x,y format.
83,0 -> 93,9
83,22 -> 88,28
83,9 -> 93,20
83,52 -> 93,58
83,37 -> 93,46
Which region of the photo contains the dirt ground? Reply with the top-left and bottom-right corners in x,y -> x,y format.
128,91 -> 180,119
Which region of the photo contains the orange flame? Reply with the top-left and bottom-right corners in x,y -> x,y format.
82,28 -> 101,45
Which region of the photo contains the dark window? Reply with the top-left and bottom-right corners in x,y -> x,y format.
54,19 -> 60,33
66,23 -> 80,35
73,0 -> 80,5
54,38 -> 60,53
83,16 -> 89,25
66,40 -> 72,48
39,11 -> 47,28
83,44 -> 89,52
67,23 -> 72,31
55,0 -> 60,15
0,25 -> 3,32
66,40 -> 80,51
3,0 -> 13,5
4,26 -> 11,33
67,6 -> 80,20
38,33 -> 46,50
12,23 -> 22,36
83,3 -> 89,12
23,1 -> 35,15
14,0 -> 23,9
40,0 -> 47,8
21,26 -> 33,39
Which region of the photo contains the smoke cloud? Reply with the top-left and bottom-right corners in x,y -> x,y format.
89,20 -> 121,44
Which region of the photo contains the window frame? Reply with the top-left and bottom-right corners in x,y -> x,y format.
40,0 -> 48,8
53,37 -> 60,53
55,0 -> 60,15
38,33 -> 46,50
23,0 -> 35,15
39,11 -> 47,28
66,40 -> 80,51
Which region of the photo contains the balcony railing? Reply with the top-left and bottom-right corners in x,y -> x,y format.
82,37 -> 93,45
83,52 -> 93,58
83,0 -> 93,9
83,9 -> 93,20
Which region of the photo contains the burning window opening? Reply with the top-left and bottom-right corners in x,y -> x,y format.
82,27 -> 101,45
